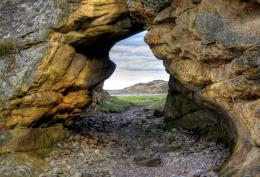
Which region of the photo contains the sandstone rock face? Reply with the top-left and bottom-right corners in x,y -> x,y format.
0,0 -> 259,176
141,0 -> 260,176
0,125 -> 68,154
0,0 -> 142,128
0,0 -> 142,152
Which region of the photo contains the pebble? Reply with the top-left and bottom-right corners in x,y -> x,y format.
0,106 -> 229,177
71,172 -> 82,177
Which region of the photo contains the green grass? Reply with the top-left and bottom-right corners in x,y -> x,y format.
96,95 -> 166,112
95,97 -> 134,113
118,95 -> 166,109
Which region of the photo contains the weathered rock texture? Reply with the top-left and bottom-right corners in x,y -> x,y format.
0,0 -> 259,176
141,1 -> 260,176
0,0 -> 142,152
0,125 -> 68,154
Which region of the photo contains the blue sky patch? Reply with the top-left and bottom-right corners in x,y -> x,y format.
104,31 -> 169,90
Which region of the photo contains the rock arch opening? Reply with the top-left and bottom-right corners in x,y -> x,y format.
0,0 -> 259,176
104,31 -> 169,91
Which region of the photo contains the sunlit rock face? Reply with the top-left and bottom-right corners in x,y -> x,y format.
0,0 -> 142,128
139,0 -> 260,176
0,0 -> 142,152
0,0 -> 259,176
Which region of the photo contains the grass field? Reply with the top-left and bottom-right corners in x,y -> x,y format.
96,95 -> 166,112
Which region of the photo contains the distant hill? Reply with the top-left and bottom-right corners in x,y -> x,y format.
107,80 -> 168,94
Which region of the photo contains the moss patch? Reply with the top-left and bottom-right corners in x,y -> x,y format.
0,40 -> 16,56
96,97 -> 134,112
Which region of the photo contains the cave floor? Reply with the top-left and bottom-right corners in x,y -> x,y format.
44,106 -> 229,177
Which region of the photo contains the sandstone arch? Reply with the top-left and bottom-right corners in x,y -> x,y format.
0,0 -> 259,176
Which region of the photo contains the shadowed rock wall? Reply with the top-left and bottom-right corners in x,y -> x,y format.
138,0 -> 260,176
0,0 -> 259,176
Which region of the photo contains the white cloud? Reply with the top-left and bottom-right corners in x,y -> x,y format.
104,69 -> 169,90
104,32 -> 169,90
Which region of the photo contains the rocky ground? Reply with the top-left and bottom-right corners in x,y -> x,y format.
42,106 -> 229,177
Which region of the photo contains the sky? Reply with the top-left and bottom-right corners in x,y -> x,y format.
104,31 -> 169,90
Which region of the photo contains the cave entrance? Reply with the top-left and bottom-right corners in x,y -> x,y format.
0,0 -> 258,176
50,32 -> 231,177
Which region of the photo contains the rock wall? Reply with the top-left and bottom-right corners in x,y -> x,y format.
139,0 -> 260,176
0,0 -> 142,128
0,0 -> 259,176
0,0 -> 142,152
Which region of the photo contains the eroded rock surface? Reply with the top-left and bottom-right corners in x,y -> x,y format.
0,0 -> 259,176
0,0 -> 141,128
142,0 -> 260,176
0,0 -> 142,151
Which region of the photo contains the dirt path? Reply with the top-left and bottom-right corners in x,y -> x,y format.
44,106 -> 229,177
